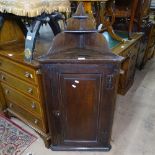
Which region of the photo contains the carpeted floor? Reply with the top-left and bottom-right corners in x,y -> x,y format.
0,114 -> 37,155
12,58 -> 155,155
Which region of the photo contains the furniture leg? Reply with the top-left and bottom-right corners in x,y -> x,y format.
100,1 -> 125,42
25,20 -> 42,62
0,15 -> 4,29
49,13 -> 63,36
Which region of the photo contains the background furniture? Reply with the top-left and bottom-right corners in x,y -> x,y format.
0,0 -> 70,62
0,15 -> 51,147
0,1 -> 70,146
112,0 -> 154,69
70,0 -> 143,95
143,23 -> 155,63
103,31 -> 143,95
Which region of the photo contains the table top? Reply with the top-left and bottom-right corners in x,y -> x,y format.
0,0 -> 70,17
103,31 -> 129,48
103,31 -> 143,55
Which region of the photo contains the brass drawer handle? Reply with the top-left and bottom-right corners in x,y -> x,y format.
1,75 -> 6,80
24,72 -> 33,79
31,102 -> 36,109
34,119 -> 38,125
27,88 -> 33,94
5,89 -> 9,95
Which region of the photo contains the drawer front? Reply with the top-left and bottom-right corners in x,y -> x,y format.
120,47 -> 130,57
151,26 -> 155,36
120,42 -> 138,57
0,56 -> 37,84
1,83 -> 42,117
0,71 -> 40,100
7,101 -> 45,131
147,46 -> 155,59
118,42 -> 139,94
148,38 -> 155,48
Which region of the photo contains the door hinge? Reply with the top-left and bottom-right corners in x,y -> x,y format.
106,75 -> 113,89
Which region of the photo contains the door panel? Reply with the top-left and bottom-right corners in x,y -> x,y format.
59,74 -> 101,144
42,63 -> 119,149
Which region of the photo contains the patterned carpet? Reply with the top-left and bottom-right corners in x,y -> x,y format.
0,114 -> 37,155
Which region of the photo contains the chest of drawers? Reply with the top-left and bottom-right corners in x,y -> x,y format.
0,45 -> 50,147
104,32 -> 143,95
140,22 -> 155,66
40,59 -> 122,151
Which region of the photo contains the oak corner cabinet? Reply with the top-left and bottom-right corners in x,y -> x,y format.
39,3 -> 123,151
40,57 -> 122,151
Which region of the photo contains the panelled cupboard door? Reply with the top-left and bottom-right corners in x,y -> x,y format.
42,63 -> 119,150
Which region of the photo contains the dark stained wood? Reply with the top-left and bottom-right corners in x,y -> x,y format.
103,31 -> 143,94
70,1 -> 144,94
39,3 -> 123,151
107,0 -> 154,70
128,0 -> 139,38
143,23 -> 155,65
137,0 -> 151,31
118,41 -> 140,95
113,0 -> 151,35
41,63 -> 121,151
136,36 -> 147,70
